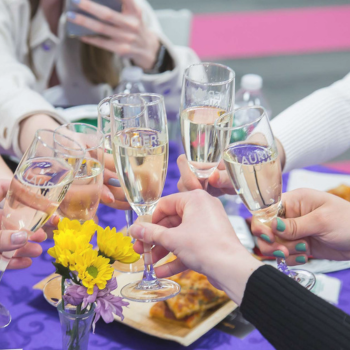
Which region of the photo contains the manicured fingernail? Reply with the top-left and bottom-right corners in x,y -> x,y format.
72,0 -> 80,4
11,231 -> 28,245
108,178 -> 121,187
295,243 -> 307,252
296,256 -> 306,264
130,225 -> 145,239
276,218 -> 286,232
66,11 -> 76,20
107,192 -> 115,202
261,234 -> 271,243
273,250 -> 285,258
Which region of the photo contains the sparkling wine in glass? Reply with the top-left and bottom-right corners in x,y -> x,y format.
110,93 -> 180,302
0,130 -> 84,327
215,106 -> 316,290
180,62 -> 235,190
98,97 -> 143,273
54,123 -> 104,223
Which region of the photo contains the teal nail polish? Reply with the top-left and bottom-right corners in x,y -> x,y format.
273,250 -> 285,258
276,217 -> 286,232
295,243 -> 307,252
296,256 -> 306,264
261,234 -> 272,243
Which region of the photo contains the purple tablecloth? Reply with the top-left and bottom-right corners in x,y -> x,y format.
1,143 -> 350,350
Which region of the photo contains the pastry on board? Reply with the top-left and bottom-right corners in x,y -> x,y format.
327,184 -> 350,201
150,301 -> 204,328
150,256 -> 229,328
166,270 -> 229,319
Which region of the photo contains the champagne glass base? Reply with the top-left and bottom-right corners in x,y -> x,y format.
292,269 -> 316,290
0,303 -> 11,328
121,279 -> 181,302
43,276 -> 62,307
113,257 -> 145,274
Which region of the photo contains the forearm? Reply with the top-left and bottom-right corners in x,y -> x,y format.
241,265 -> 350,350
271,73 -> 350,173
209,250 -> 263,305
19,114 -> 61,154
0,156 -> 13,180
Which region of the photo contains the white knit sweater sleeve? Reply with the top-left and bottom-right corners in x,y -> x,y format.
271,73 -> 350,173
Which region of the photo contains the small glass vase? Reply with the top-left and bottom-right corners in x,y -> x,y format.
57,302 -> 96,350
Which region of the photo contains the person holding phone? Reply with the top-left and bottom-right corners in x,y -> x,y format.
0,0 -> 199,209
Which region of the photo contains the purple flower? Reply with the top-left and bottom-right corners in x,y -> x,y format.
63,278 -> 129,333
63,285 -> 87,306
92,277 -> 129,332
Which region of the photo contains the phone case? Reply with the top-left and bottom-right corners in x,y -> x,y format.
66,0 -> 122,38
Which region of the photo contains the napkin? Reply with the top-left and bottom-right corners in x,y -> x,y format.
287,169 -> 350,192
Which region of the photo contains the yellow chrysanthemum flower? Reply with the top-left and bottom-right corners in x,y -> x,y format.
75,249 -> 114,294
48,231 -> 92,269
53,218 -> 97,241
97,226 -> 140,264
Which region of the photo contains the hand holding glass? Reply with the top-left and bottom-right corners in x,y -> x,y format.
0,130 -> 84,327
215,107 -> 316,289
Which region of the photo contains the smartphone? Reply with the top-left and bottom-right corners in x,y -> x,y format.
66,0 -> 122,38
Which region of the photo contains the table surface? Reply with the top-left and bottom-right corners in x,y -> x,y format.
1,143 -> 350,350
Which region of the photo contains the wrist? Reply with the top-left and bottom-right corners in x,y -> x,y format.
136,35 -> 160,71
209,248 -> 263,305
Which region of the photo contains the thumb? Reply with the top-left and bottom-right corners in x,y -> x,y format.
129,223 -> 173,250
271,215 -> 317,241
0,230 -> 28,252
209,168 -> 233,190
0,180 -> 10,202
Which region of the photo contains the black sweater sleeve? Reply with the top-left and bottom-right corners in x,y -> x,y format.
240,265 -> 350,350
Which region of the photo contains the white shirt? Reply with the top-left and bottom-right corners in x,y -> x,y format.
0,0 -> 199,157
271,73 -> 350,172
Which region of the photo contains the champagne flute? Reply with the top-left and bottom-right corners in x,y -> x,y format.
98,97 -> 144,273
180,62 -> 235,190
215,106 -> 316,289
54,123 -> 104,223
0,130 -> 85,327
110,93 -> 180,302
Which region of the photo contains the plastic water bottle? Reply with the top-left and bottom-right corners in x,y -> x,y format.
115,67 -> 146,94
235,74 -> 271,118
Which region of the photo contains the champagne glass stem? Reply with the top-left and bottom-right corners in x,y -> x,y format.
258,215 -> 294,277
139,215 -> 158,285
276,257 -> 295,277
124,209 -> 134,242
198,177 -> 209,192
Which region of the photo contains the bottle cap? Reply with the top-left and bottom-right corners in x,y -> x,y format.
241,74 -> 263,91
120,67 -> 143,82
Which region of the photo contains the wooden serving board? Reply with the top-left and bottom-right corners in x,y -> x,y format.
112,271 -> 237,346
34,258 -> 237,347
